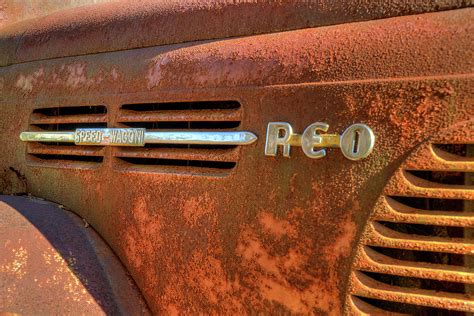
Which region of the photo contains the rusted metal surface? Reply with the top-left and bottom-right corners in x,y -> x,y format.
347,134 -> 473,313
350,271 -> 473,312
0,5 -> 472,314
0,195 -> 150,315
0,0 -> 113,29
0,0 -> 472,67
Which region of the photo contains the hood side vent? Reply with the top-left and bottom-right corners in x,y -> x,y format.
114,101 -> 242,175
26,105 -> 107,168
347,142 -> 474,314
31,106 -> 107,128
118,101 -> 241,130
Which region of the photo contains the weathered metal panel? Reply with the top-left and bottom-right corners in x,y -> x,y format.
0,0 -> 113,29
0,0 -> 472,66
0,7 -> 472,314
0,195 -> 150,315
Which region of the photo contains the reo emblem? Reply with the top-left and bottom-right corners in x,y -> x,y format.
265,122 -> 375,161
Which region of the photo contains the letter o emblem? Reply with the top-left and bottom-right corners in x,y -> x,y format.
340,124 -> 375,161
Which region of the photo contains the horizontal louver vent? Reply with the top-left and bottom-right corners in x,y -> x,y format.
348,142 -> 474,314
27,106 -> 107,167
114,101 -> 242,174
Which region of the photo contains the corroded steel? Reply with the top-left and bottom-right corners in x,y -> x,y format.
347,295 -> 406,315
0,0 -> 113,29
364,221 -> 474,255
0,1 -> 471,66
350,271 -> 474,312
0,3 -> 472,315
405,143 -> 474,172
375,196 -> 474,228
347,134 -> 474,313
27,142 -> 105,158
386,170 -> 473,200
356,246 -> 474,284
0,195 -> 150,315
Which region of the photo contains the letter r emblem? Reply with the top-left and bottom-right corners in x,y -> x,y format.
264,122 -> 293,157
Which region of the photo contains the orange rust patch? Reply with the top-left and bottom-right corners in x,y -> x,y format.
236,223 -> 341,314
258,212 -> 297,239
182,192 -> 217,227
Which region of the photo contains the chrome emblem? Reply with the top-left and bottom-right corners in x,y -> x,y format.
265,122 -> 375,161
20,124 -> 374,161
74,128 -> 145,146
20,128 -> 258,146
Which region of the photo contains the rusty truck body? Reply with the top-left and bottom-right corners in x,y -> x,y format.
0,1 -> 473,314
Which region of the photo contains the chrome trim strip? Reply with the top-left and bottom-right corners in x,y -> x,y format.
20,131 -> 75,143
144,131 -> 257,145
20,129 -> 258,146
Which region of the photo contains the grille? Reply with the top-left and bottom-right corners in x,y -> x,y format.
114,101 -> 242,174
27,106 -> 107,167
348,142 -> 474,314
